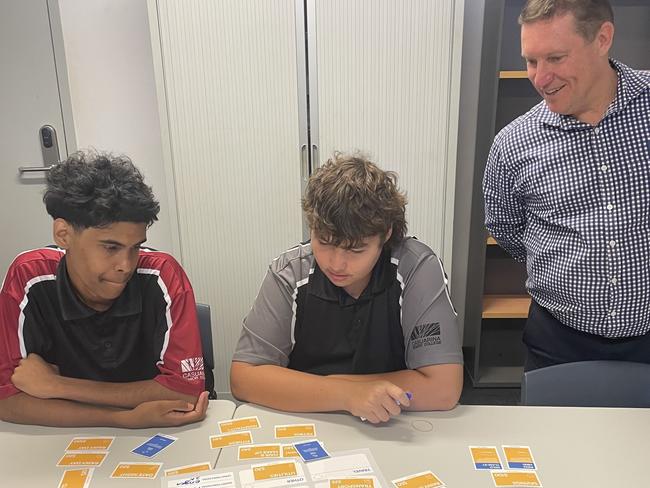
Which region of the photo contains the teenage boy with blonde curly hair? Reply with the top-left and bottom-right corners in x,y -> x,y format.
231,153 -> 462,423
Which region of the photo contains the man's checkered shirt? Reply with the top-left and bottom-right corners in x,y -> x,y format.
483,60 -> 650,338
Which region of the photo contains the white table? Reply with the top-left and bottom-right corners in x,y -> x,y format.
218,403 -> 649,487
0,399 -> 236,486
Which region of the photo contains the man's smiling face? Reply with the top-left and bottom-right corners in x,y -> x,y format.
521,12 -> 612,121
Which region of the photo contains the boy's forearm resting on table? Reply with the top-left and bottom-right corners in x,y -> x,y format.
39,377 -> 197,408
11,353 -> 197,407
230,361 -> 462,418
230,361 -> 363,413
330,363 -> 463,411
0,391 -> 209,428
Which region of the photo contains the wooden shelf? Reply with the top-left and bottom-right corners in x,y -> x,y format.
487,236 -> 497,245
482,295 -> 531,318
499,70 -> 527,79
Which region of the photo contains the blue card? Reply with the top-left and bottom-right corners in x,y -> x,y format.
293,440 -> 329,462
131,433 -> 177,458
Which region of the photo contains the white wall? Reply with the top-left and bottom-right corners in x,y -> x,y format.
58,0 -> 173,252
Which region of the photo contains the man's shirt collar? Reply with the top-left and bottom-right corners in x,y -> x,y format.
536,59 -> 648,130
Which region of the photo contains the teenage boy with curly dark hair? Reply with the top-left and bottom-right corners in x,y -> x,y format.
0,151 -> 208,428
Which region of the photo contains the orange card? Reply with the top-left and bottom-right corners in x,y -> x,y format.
57,468 -> 93,488
274,424 -> 316,438
253,461 -> 298,481
164,462 -> 212,477
219,416 -> 261,433
210,431 -> 253,449
239,444 -> 282,460
502,446 -> 536,470
491,470 -> 542,487
392,471 -> 445,488
331,478 -> 376,488
282,444 -> 301,458
469,446 -> 503,470
110,462 -> 162,479
57,452 -> 107,467
65,437 -> 114,451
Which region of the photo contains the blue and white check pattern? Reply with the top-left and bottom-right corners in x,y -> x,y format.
483,60 -> 650,338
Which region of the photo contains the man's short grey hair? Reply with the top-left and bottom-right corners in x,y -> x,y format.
519,0 -> 614,41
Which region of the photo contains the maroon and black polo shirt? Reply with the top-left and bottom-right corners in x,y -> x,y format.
0,247 -> 205,399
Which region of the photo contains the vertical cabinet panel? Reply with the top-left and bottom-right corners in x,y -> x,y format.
310,0 -> 462,261
154,0 -> 304,392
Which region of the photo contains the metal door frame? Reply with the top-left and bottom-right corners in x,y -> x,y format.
46,0 -> 77,157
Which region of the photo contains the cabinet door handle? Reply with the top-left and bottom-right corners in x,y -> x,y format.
300,143 -> 308,181
311,144 -> 319,168
18,125 -> 61,174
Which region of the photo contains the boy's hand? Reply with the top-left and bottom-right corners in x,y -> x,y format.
344,380 -> 411,423
11,353 -> 61,398
119,391 -> 209,428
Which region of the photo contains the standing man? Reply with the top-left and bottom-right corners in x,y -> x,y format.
231,153 -> 463,423
0,151 -> 209,427
483,0 -> 650,370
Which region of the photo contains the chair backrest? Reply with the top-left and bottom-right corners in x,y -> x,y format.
196,303 -> 217,399
521,360 -> 650,407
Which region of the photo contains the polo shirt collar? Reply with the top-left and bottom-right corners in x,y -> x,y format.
537,58 -> 645,130
607,59 -> 649,114
309,247 -> 394,306
56,256 -> 142,321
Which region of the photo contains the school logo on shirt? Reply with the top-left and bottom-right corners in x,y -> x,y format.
410,323 -> 441,349
180,357 -> 205,381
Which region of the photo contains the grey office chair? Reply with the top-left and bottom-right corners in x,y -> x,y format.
521,360 -> 650,407
196,303 -> 217,399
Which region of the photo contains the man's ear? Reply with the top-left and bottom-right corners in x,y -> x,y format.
596,21 -> 614,56
53,218 -> 74,249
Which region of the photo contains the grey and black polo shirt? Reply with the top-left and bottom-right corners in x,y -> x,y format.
233,237 -> 462,375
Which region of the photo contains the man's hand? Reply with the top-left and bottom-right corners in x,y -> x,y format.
11,353 -> 61,399
343,380 -> 410,423
118,391 -> 209,429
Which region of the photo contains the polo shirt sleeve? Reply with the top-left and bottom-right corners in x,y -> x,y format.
483,136 -> 527,262
0,289 -> 21,400
232,265 -> 296,367
401,250 -> 463,369
152,258 -> 205,397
